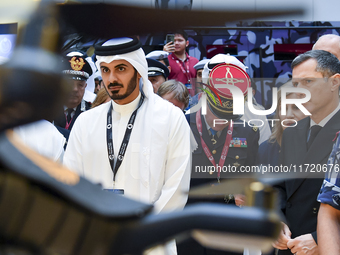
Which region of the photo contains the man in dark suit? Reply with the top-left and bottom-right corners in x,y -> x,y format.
54,51 -> 93,132
274,50 -> 340,255
313,34 -> 340,255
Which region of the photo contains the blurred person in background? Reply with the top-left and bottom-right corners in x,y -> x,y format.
94,76 -> 103,94
54,51 -> 93,131
146,50 -> 171,71
163,30 -> 198,86
91,87 -> 110,108
157,79 -> 189,111
147,58 -> 169,93
193,58 -> 210,95
257,81 -> 306,166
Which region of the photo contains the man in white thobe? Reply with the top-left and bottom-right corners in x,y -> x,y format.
64,37 -> 191,255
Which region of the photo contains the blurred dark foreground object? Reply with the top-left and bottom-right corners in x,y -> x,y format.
0,0 -> 302,131
0,131 -> 281,255
0,2 -> 70,132
0,1 -> 296,254
58,2 -> 302,39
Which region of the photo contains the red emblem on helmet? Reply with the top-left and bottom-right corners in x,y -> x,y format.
209,63 -> 251,99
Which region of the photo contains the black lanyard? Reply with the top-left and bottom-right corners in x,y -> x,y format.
106,94 -> 144,181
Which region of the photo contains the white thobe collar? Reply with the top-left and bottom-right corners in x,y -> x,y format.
111,92 -> 141,114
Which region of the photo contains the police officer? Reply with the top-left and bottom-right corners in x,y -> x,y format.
147,57 -> 169,93
54,51 -> 93,132
146,50 -> 170,68
193,58 -> 210,94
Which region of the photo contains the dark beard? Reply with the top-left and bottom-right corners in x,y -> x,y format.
105,70 -> 138,100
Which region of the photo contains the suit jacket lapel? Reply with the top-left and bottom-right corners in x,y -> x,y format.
303,110 -> 340,165
287,110 -> 340,199
55,107 -> 66,128
286,117 -> 309,199
293,117 -> 309,164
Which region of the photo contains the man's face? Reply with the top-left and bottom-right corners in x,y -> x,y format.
195,69 -> 203,94
100,60 -> 141,105
148,75 -> 166,93
67,79 -> 87,108
174,34 -> 189,54
292,58 -> 334,117
196,69 -> 203,83
94,80 -> 103,94
206,104 -> 228,131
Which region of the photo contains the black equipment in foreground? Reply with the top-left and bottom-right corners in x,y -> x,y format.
0,131 -> 281,255
0,0 -> 302,131
0,1 -> 301,254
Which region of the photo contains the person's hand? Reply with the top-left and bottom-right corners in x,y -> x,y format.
273,222 -> 291,250
234,194 -> 245,207
287,234 -> 318,255
163,41 -> 175,53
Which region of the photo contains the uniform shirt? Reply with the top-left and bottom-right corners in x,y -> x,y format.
168,52 -> 199,85
54,99 -> 91,131
318,132 -> 340,210
64,91 -> 191,214
190,112 -> 259,182
241,102 -> 271,145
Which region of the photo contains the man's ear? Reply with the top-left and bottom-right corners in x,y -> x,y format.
186,40 -> 189,48
137,73 -> 142,80
85,82 -> 88,88
330,73 -> 340,92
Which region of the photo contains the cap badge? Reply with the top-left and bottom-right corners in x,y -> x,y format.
69,57 -> 85,71
204,63 -> 250,118
209,64 -> 249,98
215,67 -> 245,86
